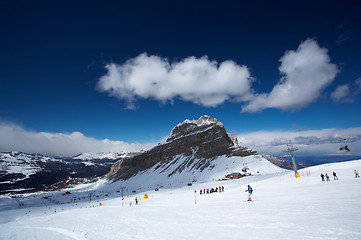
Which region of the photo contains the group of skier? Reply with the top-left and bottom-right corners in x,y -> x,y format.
198,185 -> 254,201
246,168 -> 361,201
199,184 -> 253,201
320,170 -> 360,181
320,172 -> 337,181
200,186 -> 224,194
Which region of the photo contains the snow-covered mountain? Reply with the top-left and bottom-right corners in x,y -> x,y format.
104,116 -> 290,192
0,152 -> 63,189
0,152 -> 48,182
0,151 -> 117,194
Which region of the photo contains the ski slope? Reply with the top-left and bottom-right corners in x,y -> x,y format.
103,154 -> 285,194
1,159 -> 361,240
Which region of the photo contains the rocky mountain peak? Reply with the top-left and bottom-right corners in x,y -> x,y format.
167,115 -> 224,142
107,116 -> 257,181
190,115 -> 224,127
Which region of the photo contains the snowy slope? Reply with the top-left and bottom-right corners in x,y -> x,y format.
103,154 -> 284,193
1,159 -> 361,240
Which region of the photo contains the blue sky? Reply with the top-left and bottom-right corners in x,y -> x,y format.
1,0 -> 361,157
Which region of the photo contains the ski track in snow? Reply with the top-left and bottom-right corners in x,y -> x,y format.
1,159 -> 361,240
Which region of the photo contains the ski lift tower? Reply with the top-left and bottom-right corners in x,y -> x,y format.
283,144 -> 300,178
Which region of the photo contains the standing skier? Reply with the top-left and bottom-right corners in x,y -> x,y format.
355,170 -> 360,178
333,171 -> 338,180
325,173 -> 330,182
245,185 -> 253,201
135,197 -> 138,205
320,173 -> 325,181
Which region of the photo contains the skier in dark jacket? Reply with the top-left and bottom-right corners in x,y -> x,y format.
245,185 -> 253,201
333,171 -> 338,180
320,173 -> 325,181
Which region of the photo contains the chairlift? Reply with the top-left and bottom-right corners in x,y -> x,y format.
339,138 -> 350,152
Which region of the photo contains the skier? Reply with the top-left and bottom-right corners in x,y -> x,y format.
135,197 -> 138,205
333,171 -> 338,180
320,173 -> 325,181
245,185 -> 253,201
325,173 -> 330,181
355,170 -> 360,178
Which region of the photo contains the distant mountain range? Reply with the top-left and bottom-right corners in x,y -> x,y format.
0,151 -> 121,194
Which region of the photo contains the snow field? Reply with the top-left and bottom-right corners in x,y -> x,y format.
0,159 -> 361,240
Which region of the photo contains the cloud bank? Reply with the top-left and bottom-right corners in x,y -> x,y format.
0,122 -> 155,157
241,39 -> 339,112
97,54 -> 253,109
236,127 -> 361,157
98,39 -> 339,112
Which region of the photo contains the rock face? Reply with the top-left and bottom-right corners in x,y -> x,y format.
107,116 -> 257,181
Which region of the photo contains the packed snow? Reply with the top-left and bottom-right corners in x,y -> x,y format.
1,159 -> 361,240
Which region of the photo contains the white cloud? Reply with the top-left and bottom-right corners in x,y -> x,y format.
0,122 -> 155,157
241,38 -> 339,112
97,54 -> 254,109
236,127 -> 361,156
331,84 -> 350,102
331,77 -> 361,102
98,39 -> 339,112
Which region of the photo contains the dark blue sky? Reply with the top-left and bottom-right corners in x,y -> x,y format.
1,0 -> 361,156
